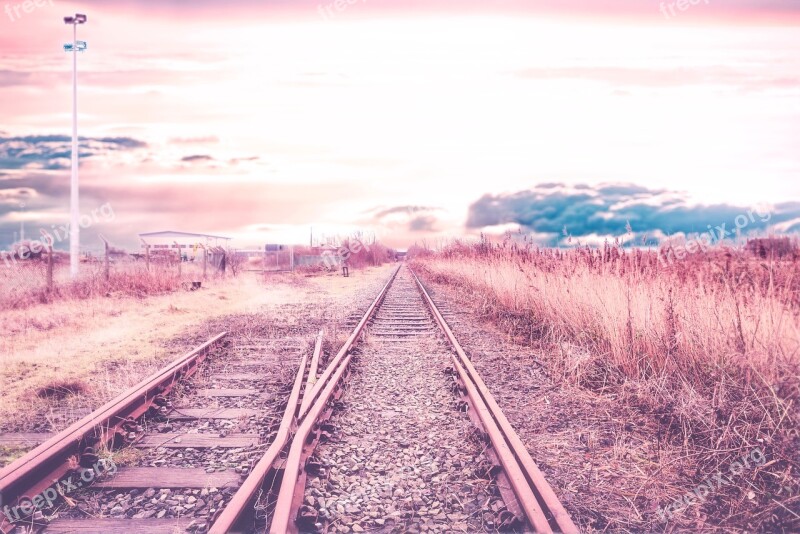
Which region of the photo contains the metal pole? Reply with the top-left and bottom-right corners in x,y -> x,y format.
69,22 -> 79,278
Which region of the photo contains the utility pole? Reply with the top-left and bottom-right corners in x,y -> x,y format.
63,13 -> 87,278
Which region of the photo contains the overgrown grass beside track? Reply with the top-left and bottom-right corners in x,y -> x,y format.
0,261 -> 189,310
412,239 -> 800,530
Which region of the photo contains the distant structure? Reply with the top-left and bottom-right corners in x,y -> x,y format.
138,231 -> 231,261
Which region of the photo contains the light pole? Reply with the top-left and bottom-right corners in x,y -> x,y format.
63,13 -> 87,278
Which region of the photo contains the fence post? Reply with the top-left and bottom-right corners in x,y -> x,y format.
202,244 -> 207,280
39,229 -> 54,293
140,239 -> 150,272
174,241 -> 181,278
100,234 -> 110,282
46,243 -> 54,292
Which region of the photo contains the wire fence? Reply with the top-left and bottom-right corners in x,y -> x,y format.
0,248 -> 231,310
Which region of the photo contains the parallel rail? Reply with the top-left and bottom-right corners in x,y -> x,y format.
207,333 -> 315,533
266,265 -> 577,533
0,333 -> 228,533
1,264 -> 576,533
412,268 -> 578,533
211,265 -> 401,533
268,264 -> 401,533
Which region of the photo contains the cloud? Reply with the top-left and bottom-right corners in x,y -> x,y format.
372,205 -> 439,220
467,183 -> 800,244
0,70 -> 34,87
230,156 -> 260,165
0,135 -> 147,170
408,215 -> 438,232
170,136 -> 220,145
44,0 -> 800,21
360,204 -> 444,239
513,66 -> 800,92
181,154 -> 214,163
0,173 -> 69,199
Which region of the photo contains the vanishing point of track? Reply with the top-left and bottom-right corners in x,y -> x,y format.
0,264 -> 577,533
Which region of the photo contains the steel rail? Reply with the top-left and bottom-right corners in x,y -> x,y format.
411,268 -> 579,534
0,332 -> 228,533
270,265 -> 401,533
297,265 -> 400,421
298,330 -> 324,417
208,339 -> 312,533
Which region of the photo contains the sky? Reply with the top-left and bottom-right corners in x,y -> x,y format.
1,0 -> 799,251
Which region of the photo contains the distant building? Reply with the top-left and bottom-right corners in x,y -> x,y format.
138,231 -> 231,261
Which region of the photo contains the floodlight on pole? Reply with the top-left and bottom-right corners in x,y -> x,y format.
63,13 -> 87,279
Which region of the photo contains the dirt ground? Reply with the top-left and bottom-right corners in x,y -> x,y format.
0,266 -> 395,435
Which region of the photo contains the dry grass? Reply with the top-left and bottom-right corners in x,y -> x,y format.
35,379 -> 90,400
0,259 -> 198,311
412,238 -> 800,530
0,265 -> 394,434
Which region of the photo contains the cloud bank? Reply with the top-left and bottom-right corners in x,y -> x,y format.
0,135 -> 147,171
467,183 -> 800,245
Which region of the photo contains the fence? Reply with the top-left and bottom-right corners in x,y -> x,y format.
0,240 -> 233,310
236,247 -> 295,272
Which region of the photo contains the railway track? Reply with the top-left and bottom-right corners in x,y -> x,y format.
0,264 -> 577,533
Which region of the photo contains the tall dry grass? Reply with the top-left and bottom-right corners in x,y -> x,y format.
412,238 -> 800,529
416,241 -> 799,385
0,260 -> 199,311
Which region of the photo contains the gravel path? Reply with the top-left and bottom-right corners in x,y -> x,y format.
302,268 -> 502,534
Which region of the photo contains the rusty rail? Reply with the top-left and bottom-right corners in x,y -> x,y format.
411,268 -> 579,534
270,265 -> 401,533
298,330 -> 324,417
297,266 -> 400,422
0,333 -> 228,533
208,336 -> 313,533
266,264 -> 576,533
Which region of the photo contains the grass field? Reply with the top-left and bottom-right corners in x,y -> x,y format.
412,238 -> 800,530
0,258 -> 195,311
0,264 -> 395,433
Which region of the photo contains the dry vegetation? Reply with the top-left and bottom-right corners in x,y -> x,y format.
0,264 -> 394,435
412,236 -> 800,531
1,250 -> 247,311
294,238 -> 397,275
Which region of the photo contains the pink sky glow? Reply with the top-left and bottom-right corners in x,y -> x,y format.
1,0 -> 799,250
